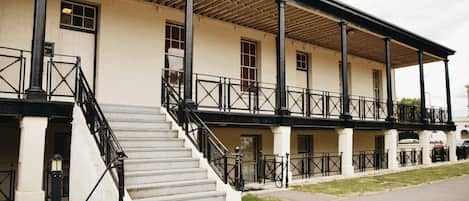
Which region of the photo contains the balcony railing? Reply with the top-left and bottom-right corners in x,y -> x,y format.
0,47 -> 126,200
183,71 -> 448,124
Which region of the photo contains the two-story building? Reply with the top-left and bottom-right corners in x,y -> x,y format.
0,0 -> 459,201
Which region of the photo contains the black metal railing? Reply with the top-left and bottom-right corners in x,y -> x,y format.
398,148 -> 423,167
0,47 -> 26,99
431,146 -> 449,162
0,47 -> 80,101
162,72 -> 244,191
76,67 -> 127,201
0,46 -> 127,200
349,96 -> 387,120
287,87 -> 343,118
195,73 -> 276,114
260,154 -> 287,188
0,170 -> 15,201
290,152 -> 342,178
353,150 -> 388,172
456,146 -> 469,160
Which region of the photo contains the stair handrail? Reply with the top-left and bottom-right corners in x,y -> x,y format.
161,72 -> 244,190
76,64 -> 127,201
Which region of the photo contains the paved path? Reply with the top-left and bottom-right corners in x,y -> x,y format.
263,175 -> 469,201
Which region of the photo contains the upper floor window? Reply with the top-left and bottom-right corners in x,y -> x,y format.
164,22 -> 185,84
60,1 -> 97,33
372,69 -> 382,100
241,39 -> 258,92
296,51 -> 309,71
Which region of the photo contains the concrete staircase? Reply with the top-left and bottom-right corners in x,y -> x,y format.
102,104 -> 226,201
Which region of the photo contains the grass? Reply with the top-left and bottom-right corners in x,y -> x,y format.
293,162 -> 469,196
242,194 -> 282,201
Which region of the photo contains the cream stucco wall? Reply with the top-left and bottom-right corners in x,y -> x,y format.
1,0 -> 389,107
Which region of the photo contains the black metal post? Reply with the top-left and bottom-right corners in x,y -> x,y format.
444,59 -> 453,124
116,158 -> 125,201
418,50 -> 427,123
339,21 -> 351,120
384,38 -> 396,122
26,0 -> 48,100
276,0 -> 289,115
51,170 -> 62,201
183,0 -> 195,107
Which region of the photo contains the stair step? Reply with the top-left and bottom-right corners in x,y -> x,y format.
133,191 -> 225,201
126,168 -> 208,185
101,104 -> 161,115
106,113 -> 167,123
126,158 -> 199,171
110,122 -> 172,130
115,131 -> 178,139
120,138 -> 185,148
125,147 -> 192,159
127,179 -> 216,198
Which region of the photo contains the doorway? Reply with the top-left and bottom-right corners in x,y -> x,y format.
240,135 -> 261,183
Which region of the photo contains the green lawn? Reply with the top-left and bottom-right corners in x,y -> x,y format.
294,162 -> 469,196
242,194 -> 282,201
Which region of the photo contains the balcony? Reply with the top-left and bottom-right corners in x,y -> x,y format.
162,69 -> 448,128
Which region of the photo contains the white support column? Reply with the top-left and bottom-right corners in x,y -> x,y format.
271,126 -> 291,186
337,128 -> 354,177
418,130 -> 432,165
446,131 -> 457,162
384,129 -> 399,170
15,116 -> 48,201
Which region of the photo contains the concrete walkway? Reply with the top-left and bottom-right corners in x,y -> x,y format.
262,175 -> 469,201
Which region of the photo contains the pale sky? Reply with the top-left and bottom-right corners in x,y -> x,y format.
342,0 -> 469,117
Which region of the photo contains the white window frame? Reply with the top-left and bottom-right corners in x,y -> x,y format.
241,39 -> 258,92
372,69 -> 383,100
296,51 -> 309,71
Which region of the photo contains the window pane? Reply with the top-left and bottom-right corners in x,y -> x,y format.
242,42 -> 249,54
172,27 -> 180,40
84,7 -> 95,18
181,30 -> 185,41
171,41 -> 179,49
84,18 -> 94,29
243,55 -> 250,66
250,44 -> 256,55
73,5 -> 84,16
61,2 -> 72,14
72,16 -> 83,27
61,14 -> 72,25
242,68 -> 248,79
249,69 -> 255,80
165,25 -> 171,38
250,56 -> 256,67
165,40 -> 170,51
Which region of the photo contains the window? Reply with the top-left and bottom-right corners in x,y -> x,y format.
241,39 -> 258,92
339,62 -> 352,94
164,23 -> 185,84
60,1 -> 97,33
297,135 -> 313,154
296,52 -> 309,71
372,70 -> 382,100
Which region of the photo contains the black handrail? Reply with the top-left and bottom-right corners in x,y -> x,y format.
161,70 -> 244,191
0,46 -> 127,200
76,67 -> 127,201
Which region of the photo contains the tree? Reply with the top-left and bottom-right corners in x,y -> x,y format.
398,98 -> 420,106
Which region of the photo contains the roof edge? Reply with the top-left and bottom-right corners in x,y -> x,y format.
290,0 -> 456,58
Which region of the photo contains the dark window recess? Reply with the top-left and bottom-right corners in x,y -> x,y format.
296,52 -> 309,71
60,0 -> 97,33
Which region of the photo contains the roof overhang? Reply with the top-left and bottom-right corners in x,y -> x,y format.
145,0 -> 455,67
